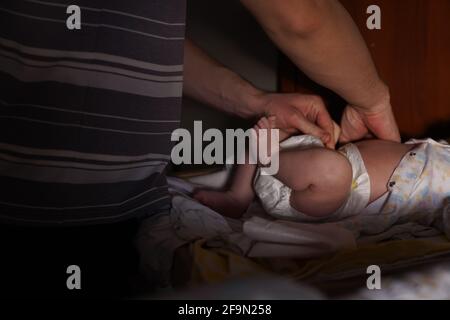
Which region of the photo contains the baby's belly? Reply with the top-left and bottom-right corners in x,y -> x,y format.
353,140 -> 415,203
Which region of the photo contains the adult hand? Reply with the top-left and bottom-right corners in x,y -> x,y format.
339,102 -> 401,143
256,93 -> 337,149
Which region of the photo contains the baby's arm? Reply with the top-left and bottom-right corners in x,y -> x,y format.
194,117 -> 285,218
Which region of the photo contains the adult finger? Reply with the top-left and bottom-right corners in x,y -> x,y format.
339,106 -> 367,143
289,111 -> 332,148
314,106 -> 336,148
367,111 -> 401,142
301,95 -> 335,141
293,95 -> 335,148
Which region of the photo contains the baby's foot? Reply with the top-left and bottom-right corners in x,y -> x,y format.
258,116 -> 291,142
193,189 -> 250,218
251,116 -> 289,166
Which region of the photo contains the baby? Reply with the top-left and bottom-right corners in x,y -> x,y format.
194,117 -> 450,223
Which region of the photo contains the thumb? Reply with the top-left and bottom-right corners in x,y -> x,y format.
339,106 -> 368,143
292,112 -> 332,148
367,118 -> 401,142
339,127 -> 352,144
339,123 -> 365,144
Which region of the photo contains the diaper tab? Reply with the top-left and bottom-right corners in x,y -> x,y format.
330,143 -> 371,220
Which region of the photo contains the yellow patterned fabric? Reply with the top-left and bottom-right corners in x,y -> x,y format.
189,240 -> 268,285
188,237 -> 450,285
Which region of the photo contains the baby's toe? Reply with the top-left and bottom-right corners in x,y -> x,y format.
268,116 -> 277,128
261,117 -> 271,129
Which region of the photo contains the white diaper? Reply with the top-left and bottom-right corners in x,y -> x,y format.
253,135 -> 371,222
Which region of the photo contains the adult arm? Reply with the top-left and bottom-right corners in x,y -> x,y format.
241,0 -> 400,142
183,38 -> 337,147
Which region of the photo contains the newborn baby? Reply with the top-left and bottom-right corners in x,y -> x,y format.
194,117 -> 450,222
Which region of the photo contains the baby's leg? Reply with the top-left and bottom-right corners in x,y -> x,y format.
194,117 -> 288,218
275,147 -> 353,218
194,160 -> 256,219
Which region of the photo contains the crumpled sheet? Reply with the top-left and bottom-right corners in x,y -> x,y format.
347,261 -> 450,300
168,176 -> 450,256
168,185 -> 356,258
189,236 -> 450,290
138,175 -> 450,287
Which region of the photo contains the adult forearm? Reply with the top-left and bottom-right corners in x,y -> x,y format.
242,0 -> 389,112
183,39 -> 340,147
183,39 -> 263,119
